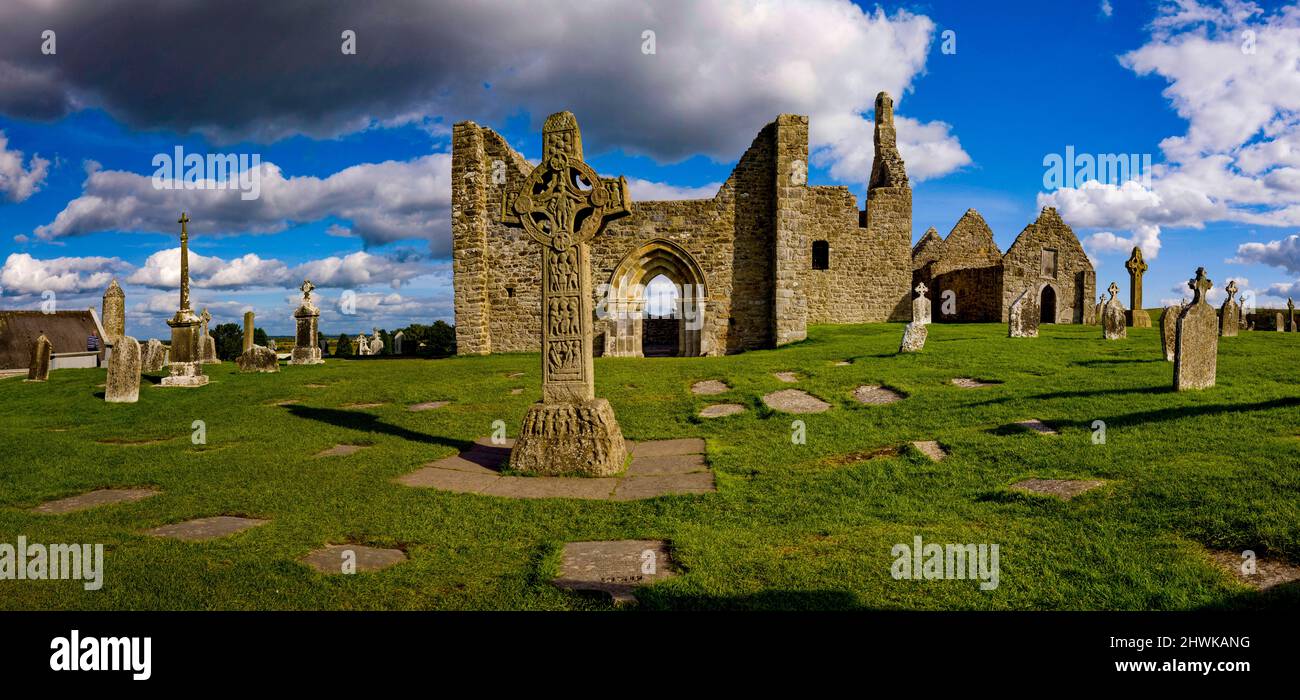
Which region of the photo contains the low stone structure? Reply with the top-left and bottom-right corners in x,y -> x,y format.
1125,246 -> 1151,328
237,344 -> 279,373
290,280 -> 324,365
1174,268 -> 1218,391
104,335 -> 141,403
141,339 -> 169,372
1102,282 -> 1126,340
27,333 -> 52,381
1160,305 -> 1180,361
1219,280 -> 1239,338
1008,286 -> 1039,338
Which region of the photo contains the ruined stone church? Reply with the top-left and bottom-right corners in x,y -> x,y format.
452,91 -> 1092,357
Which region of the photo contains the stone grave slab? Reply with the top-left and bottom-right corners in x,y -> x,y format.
555,540 -> 676,604
1014,419 -> 1059,435
612,472 -> 715,500
951,377 -> 999,388
690,379 -> 729,395
699,403 -> 745,418
762,389 -> 831,414
341,402 -> 386,409
1207,550 -> 1300,591
510,388 -> 524,395
315,444 -> 366,457
631,438 -> 705,457
485,476 -> 618,500
1010,479 -> 1105,500
302,544 -> 408,574
146,516 -> 268,541
33,488 -> 160,514
912,440 -> 948,461
773,372 -> 799,383
407,401 -> 449,412
625,453 -> 707,476
396,466 -> 500,492
852,385 -> 904,405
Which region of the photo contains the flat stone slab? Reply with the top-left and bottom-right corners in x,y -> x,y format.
341,402 -> 386,409
315,444 -> 367,457
510,388 -> 524,395
773,371 -> 799,383
32,488 -> 161,514
507,372 -> 524,378
952,377 -> 1000,388
690,379 -> 730,395
555,540 -> 676,604
699,403 -> 745,418
1014,419 -> 1059,435
407,401 -> 449,412
302,544 -> 407,574
852,384 -> 904,405
398,438 -> 714,501
146,516 -> 268,541
912,440 -> 947,461
1208,550 -> 1300,591
834,360 -> 852,366
762,389 -> 831,414
1010,479 -> 1106,500
304,383 -> 330,388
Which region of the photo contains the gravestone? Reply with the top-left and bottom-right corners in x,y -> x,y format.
27,333 -> 52,381
141,338 -> 169,372
1160,305 -> 1180,361
1219,280 -> 1238,338
1092,295 -> 1105,327
1174,267 -> 1218,391
290,280 -> 324,365
161,214 -> 209,387
899,282 -> 929,351
912,282 -> 931,324
1276,312 -> 1285,332
1239,293 -> 1249,330
502,111 -> 631,476
355,334 -> 370,356
101,278 -> 125,341
199,308 -> 220,364
104,335 -> 141,403
369,328 -> 384,355
1290,298 -> 1296,332
243,311 -> 255,353
393,330 -> 404,355
1008,286 -> 1039,338
1102,282 -> 1126,339
1125,246 -> 1151,327
237,344 -> 279,373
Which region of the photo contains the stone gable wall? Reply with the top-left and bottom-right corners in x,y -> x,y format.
1000,208 -> 1095,323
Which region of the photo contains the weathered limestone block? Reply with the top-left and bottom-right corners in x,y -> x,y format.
1102,282 -> 1126,340
1008,287 -> 1039,338
105,335 -> 141,403
102,278 -> 126,341
508,399 -> 628,477
141,339 -> 169,372
899,321 -> 927,352
201,334 -> 220,364
236,344 -> 279,373
1219,280 -> 1239,338
1160,306 -> 1180,361
1174,268 -> 1218,391
27,333 -> 52,381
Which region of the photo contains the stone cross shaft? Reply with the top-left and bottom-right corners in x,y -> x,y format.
502,112 -> 631,404
178,212 -> 192,312
1125,246 -> 1147,311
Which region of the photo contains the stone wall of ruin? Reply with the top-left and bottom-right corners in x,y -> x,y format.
1000,208 -> 1095,323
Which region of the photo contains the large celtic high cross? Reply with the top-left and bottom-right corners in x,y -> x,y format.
502,112 -> 631,403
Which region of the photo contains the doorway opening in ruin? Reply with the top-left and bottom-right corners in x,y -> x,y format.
1039,284 -> 1057,324
605,239 -> 709,357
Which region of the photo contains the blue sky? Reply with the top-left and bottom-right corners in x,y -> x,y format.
1,0 -> 1298,337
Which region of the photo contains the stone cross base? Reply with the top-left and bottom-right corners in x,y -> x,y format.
509,399 -> 628,477
200,336 -> 221,364
161,361 -> 209,387
1126,309 -> 1152,328
290,347 -> 323,365
237,346 -> 280,373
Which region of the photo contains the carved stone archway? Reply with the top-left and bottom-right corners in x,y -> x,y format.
1039,283 -> 1057,324
603,239 -> 709,357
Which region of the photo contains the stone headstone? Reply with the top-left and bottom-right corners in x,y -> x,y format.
162,213 -> 209,387
1008,287 -> 1039,338
101,278 -> 125,341
899,321 -> 927,352
369,329 -> 384,355
1102,282 -> 1126,340
1174,267 -> 1218,391
1290,298 -> 1296,332
911,282 -> 931,324
27,333 -> 52,381
502,112 -> 631,476
237,344 -> 279,373
1124,246 -> 1151,327
1092,295 -> 1105,327
1160,305 -> 1180,361
141,338 -> 169,372
290,280 -> 324,365
243,310 -> 255,352
198,308 -> 220,364
393,330 -> 404,355
104,335 -> 141,403
1238,294 -> 1249,330
355,334 -> 370,355
1276,312 -> 1285,332
1219,280 -> 1238,338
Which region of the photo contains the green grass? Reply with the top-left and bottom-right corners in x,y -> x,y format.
1,322 -> 1297,610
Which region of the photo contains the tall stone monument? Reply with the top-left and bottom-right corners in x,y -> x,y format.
1008,286 -> 1039,338
161,213 -> 208,387
1289,298 -> 1296,332
502,111 -> 631,476
1102,282 -> 1126,340
27,333 -> 52,381
102,278 -> 125,341
105,335 -> 141,403
1174,267 -> 1217,391
1219,280 -> 1238,338
243,311 -> 255,352
899,283 -> 929,352
290,280 -> 324,365
1124,246 -> 1151,327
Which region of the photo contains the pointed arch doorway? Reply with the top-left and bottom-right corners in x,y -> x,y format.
605,239 -> 709,357
1039,284 -> 1057,324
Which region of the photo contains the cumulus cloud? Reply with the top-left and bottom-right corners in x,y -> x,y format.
0,252 -> 125,295
0,0 -> 968,188
1231,234 -> 1300,274
126,248 -> 291,290
626,178 -> 721,201
0,131 -> 49,202
291,250 -> 439,289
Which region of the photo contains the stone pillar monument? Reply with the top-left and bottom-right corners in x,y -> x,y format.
1289,297 -> 1296,332
1174,267 -> 1217,391
243,311 -> 255,352
393,331 -> 404,355
27,333 -> 52,381
161,212 -> 208,387
290,280 -> 324,365
1219,280 -> 1238,338
501,111 -> 631,476
102,278 -> 125,341
1125,246 -> 1151,328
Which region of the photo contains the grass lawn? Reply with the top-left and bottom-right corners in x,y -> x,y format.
1,321 -> 1298,610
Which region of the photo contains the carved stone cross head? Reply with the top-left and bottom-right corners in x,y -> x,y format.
1187,267 -> 1212,304
915,282 -> 927,296
1107,281 -> 1119,300
1225,280 -> 1238,298
299,279 -> 314,301
1125,246 -> 1147,275
502,111 -> 631,252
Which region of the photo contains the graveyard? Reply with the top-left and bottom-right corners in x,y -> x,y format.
2,318 -> 1297,610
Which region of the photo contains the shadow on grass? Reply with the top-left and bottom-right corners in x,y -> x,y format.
1197,579 -> 1300,610
1071,396 -> 1300,430
965,385 -> 1169,407
1071,358 -> 1166,367
636,588 -> 864,611
282,404 -> 470,450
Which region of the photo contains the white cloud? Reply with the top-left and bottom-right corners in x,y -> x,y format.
1231,234 -> 1300,274
0,131 -> 49,202
1101,0 -> 1114,19
125,248 -> 289,290
0,252 -> 124,295
626,178 -> 721,201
